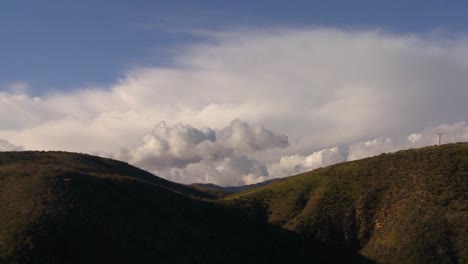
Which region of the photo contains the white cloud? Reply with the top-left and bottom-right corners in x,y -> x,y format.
100,119 -> 287,185
103,121 -> 467,186
267,147 -> 345,178
346,122 -> 468,161
406,122 -> 468,147
0,27 -> 467,184
265,122 -> 468,184
217,119 -> 289,153
126,121 -> 218,169
347,137 -> 396,161
0,139 -> 23,151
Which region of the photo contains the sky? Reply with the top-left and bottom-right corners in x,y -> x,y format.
1,1 -> 468,185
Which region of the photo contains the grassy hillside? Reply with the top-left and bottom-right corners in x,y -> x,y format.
0,143 -> 466,263
223,143 -> 468,264
0,151 -> 306,263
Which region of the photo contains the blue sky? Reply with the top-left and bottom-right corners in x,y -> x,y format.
2,0 -> 468,93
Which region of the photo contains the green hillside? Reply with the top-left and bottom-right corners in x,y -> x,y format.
0,151 -> 304,263
223,143 -> 468,264
0,143 -> 466,263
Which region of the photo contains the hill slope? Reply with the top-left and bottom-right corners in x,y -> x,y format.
0,151 -> 305,263
0,143 -> 466,263
189,179 -> 281,198
223,143 -> 468,264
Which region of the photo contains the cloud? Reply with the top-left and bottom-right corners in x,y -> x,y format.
407,122 -> 468,147
0,139 -> 23,151
261,122 -> 468,185
347,137 -> 396,161
0,27 -> 467,184
101,119 -> 288,185
102,120 -> 467,186
155,155 -> 269,186
217,119 -> 289,153
125,121 -> 218,169
267,147 -> 345,178
1,28 -> 467,154
347,122 -> 468,161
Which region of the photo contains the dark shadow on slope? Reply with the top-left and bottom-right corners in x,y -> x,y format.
1,168 -> 372,263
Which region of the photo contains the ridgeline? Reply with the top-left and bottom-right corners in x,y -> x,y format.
0,143 -> 466,263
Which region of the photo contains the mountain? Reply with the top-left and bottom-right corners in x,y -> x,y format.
223,143 -> 468,264
0,151 -> 304,263
189,179 -> 281,198
0,143 -> 466,263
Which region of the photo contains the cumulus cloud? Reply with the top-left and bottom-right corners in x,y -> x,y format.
260,122 -> 468,185
407,122 -> 468,147
347,122 -> 468,161
0,139 -> 23,151
217,119 -> 289,153
125,121 -> 218,169
102,119 -> 288,185
347,137 -> 397,161
0,27 -> 467,184
267,147 -> 345,178
156,156 -> 270,186
1,28 -> 467,153
101,121 -> 467,186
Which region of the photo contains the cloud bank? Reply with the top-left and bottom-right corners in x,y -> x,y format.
98,121 -> 467,185
0,27 -> 467,184
104,119 -> 288,186
0,139 -> 23,151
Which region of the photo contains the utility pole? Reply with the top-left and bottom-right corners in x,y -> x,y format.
437,133 -> 442,146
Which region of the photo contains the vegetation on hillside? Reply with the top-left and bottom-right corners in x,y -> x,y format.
0,143 -> 466,263
0,151 -> 304,263
188,179 -> 281,199
223,143 -> 468,264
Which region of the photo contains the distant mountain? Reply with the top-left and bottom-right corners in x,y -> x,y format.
0,143 -> 466,263
189,178 -> 281,197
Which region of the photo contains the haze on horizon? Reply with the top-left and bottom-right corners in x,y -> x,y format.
1,1 -> 467,186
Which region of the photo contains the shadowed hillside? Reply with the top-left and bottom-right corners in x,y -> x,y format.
0,143 -> 466,263
223,143 -> 468,264
0,151 -> 307,263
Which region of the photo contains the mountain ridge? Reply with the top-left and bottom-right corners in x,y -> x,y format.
188,178 -> 281,198
222,143 -> 468,263
0,143 -> 466,263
